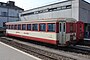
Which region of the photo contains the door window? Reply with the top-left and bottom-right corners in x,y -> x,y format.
60,23 -> 61,32
63,23 -> 65,32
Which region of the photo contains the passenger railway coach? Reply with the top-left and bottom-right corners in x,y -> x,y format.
5,18 -> 84,46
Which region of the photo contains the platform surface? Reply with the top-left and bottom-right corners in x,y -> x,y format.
0,42 -> 41,60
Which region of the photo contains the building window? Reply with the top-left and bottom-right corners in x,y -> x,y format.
3,4 -> 6,6
21,12 -> 34,16
47,23 -> 55,32
21,5 -> 72,16
48,8 -> 53,12
39,10 -> 43,13
43,9 -> 49,12
66,5 -> 71,9
61,6 -> 66,10
27,24 -> 31,30
40,23 -> 46,31
34,11 -> 38,14
48,8 -> 57,11
18,24 -> 21,30
22,24 -> 26,30
32,24 -> 38,31
57,7 -> 62,10
1,12 -> 7,16
0,3 -> 1,6
53,8 -> 58,11
3,22 -> 6,27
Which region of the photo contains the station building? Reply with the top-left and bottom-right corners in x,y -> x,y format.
20,0 -> 90,38
0,1 -> 24,28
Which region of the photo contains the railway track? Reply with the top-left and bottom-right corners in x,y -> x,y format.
0,37 -> 90,60
0,37 -> 75,60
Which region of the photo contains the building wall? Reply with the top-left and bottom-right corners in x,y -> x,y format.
79,0 -> 90,23
20,0 -> 73,21
0,17 -> 7,27
0,1 -> 24,27
19,0 -> 90,38
79,0 -> 90,38
0,7 -> 23,27
20,0 -> 90,24
72,0 -> 79,21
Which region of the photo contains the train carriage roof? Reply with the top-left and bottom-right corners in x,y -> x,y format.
6,18 -> 76,25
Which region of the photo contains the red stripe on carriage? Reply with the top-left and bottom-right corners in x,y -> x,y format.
6,33 -> 57,45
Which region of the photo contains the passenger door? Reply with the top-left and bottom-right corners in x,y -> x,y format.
59,22 -> 66,44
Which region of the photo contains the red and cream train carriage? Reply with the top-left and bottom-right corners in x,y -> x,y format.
5,18 -> 84,46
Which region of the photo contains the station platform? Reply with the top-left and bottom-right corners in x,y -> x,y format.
0,42 -> 41,60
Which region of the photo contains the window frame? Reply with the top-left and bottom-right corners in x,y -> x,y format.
17,24 -> 21,30
47,23 -> 56,32
9,25 -> 11,29
14,25 -> 17,30
39,23 -> 46,31
6,25 -> 8,29
1,12 -> 7,17
32,24 -> 38,31
27,24 -> 32,31
11,25 -> 14,29
22,24 -> 26,30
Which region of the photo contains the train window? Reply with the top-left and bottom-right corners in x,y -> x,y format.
7,25 -> 9,29
14,25 -> 17,30
8,25 -> 9,29
9,25 -> 10,29
6,25 -> 8,29
22,24 -> 26,30
27,24 -> 31,30
32,24 -> 38,31
47,23 -> 55,32
11,25 -> 13,29
40,23 -> 46,31
10,25 -> 12,29
18,24 -> 21,30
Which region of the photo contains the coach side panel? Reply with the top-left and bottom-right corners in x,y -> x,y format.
6,29 -> 58,44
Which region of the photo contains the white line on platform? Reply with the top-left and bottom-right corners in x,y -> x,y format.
0,42 -> 41,60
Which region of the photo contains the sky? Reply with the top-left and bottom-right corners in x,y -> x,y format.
0,0 -> 90,10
